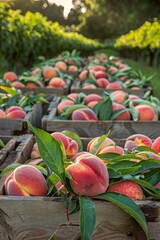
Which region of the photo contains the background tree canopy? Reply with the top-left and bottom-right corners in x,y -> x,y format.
12,0 -> 160,40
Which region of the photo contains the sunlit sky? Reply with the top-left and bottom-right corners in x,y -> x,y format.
48,0 -> 74,17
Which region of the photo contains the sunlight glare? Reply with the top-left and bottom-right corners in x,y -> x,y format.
48,0 -> 73,17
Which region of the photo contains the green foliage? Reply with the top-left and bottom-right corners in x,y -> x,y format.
0,3 -> 102,68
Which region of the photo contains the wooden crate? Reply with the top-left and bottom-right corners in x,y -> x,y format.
70,80 -> 153,98
0,196 -> 159,240
41,97 -> 160,138
0,102 -> 45,135
0,134 -> 34,171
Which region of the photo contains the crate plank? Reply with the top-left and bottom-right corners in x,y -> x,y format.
0,197 -> 159,240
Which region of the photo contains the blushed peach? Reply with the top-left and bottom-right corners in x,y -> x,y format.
11,81 -> 25,88
67,93 -> 79,102
4,165 -> 48,196
112,103 -> 131,120
151,137 -> 160,153
55,61 -> 67,71
72,108 -> 98,121
66,137 -> 79,156
87,101 -> 99,108
108,67 -> 118,74
84,94 -> 103,105
111,90 -> 127,104
3,71 -> 18,82
43,67 -> 57,79
82,84 -> 97,89
31,143 -> 40,158
31,68 -> 41,75
96,78 -> 109,88
134,104 -> 158,121
68,65 -> 78,72
57,100 -> 74,114
136,151 -> 160,160
51,132 -> 70,153
5,106 -> 26,119
95,71 -> 107,79
92,65 -> 107,72
98,145 -> 124,155
49,77 -> 65,88
108,180 -> 144,200
106,81 -> 122,90
124,134 -> 152,152
0,109 -> 7,118
87,136 -> 115,154
66,153 -> 109,196
79,70 -> 88,80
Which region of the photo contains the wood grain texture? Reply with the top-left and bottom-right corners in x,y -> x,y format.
0,197 -> 159,240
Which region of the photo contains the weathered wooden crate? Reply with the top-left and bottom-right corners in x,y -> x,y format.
70,80 -> 153,98
0,196 -> 159,240
0,102 -> 45,135
0,134 -> 34,171
41,97 -> 160,138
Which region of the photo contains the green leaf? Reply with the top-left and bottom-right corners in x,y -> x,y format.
0,86 -> 21,96
141,167 -> 160,185
69,198 -> 80,215
61,104 -> 87,117
27,121 -> 66,184
129,101 -> 139,121
94,192 -> 149,240
92,131 -> 111,155
0,163 -> 21,177
79,196 -> 96,240
0,139 -> 5,148
62,130 -> 83,151
93,97 -> 112,120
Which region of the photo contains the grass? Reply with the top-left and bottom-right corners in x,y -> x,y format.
97,48 -> 160,99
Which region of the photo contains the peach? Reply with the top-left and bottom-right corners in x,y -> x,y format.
98,145 -> 124,155
3,71 -> 18,82
31,68 -> 41,75
87,136 -> 115,154
108,180 -> 144,200
106,81 -> 122,90
92,65 -> 107,72
4,165 -> 48,196
68,65 -> 78,72
82,84 -> 97,89
31,143 -> 40,158
127,94 -> 142,102
151,137 -> 160,153
43,67 -> 57,79
67,93 -> 79,102
134,104 -> 158,121
124,134 -> 152,152
57,100 -> 74,114
5,106 -> 26,119
48,77 -> 65,88
95,71 -> 107,79
66,153 -> 109,196
96,78 -> 109,88
72,108 -> 98,121
11,81 -> 25,88
55,61 -> 67,71
79,70 -> 88,80
87,101 -> 99,108
0,109 -> 7,118
108,67 -> 118,74
112,103 -> 131,120
66,137 -> 79,156
136,151 -> 160,160
26,82 -> 39,88
51,132 -> 70,153
155,181 -> 160,189
84,94 -> 103,105
118,63 -> 127,69
111,90 -> 127,104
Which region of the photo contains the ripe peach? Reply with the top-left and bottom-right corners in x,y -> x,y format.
5,106 -> 26,119
108,180 -> 144,200
108,67 -> 118,74
66,153 -> 109,196
87,136 -> 115,154
51,132 -> 70,153
95,71 -> 107,79
124,134 -> 152,152
84,94 -> 103,105
118,63 -> 127,69
11,81 -> 25,88
48,77 -> 65,88
106,81 -> 122,90
155,181 -> 160,189
98,145 -> 124,155
111,90 -> 127,104
66,137 -> 79,156
134,104 -> 157,121
31,143 -> 40,158
67,93 -> 79,102
72,108 -> 98,121
127,94 -> 141,102
96,78 -> 109,88
112,103 -> 131,120
82,84 -> 97,89
0,109 -> 7,118
79,70 -> 88,80
55,61 -> 67,71
4,165 -> 48,196
43,67 -> 57,79
3,71 -> 18,82
57,100 -> 74,114
87,101 -> 99,108
26,82 -> 39,88
31,68 -> 41,75
68,65 -> 78,72
151,137 -> 160,153
92,65 -> 107,72
136,151 -> 160,160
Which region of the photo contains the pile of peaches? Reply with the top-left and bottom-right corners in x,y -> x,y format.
1,130 -> 160,201
55,90 -> 159,121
